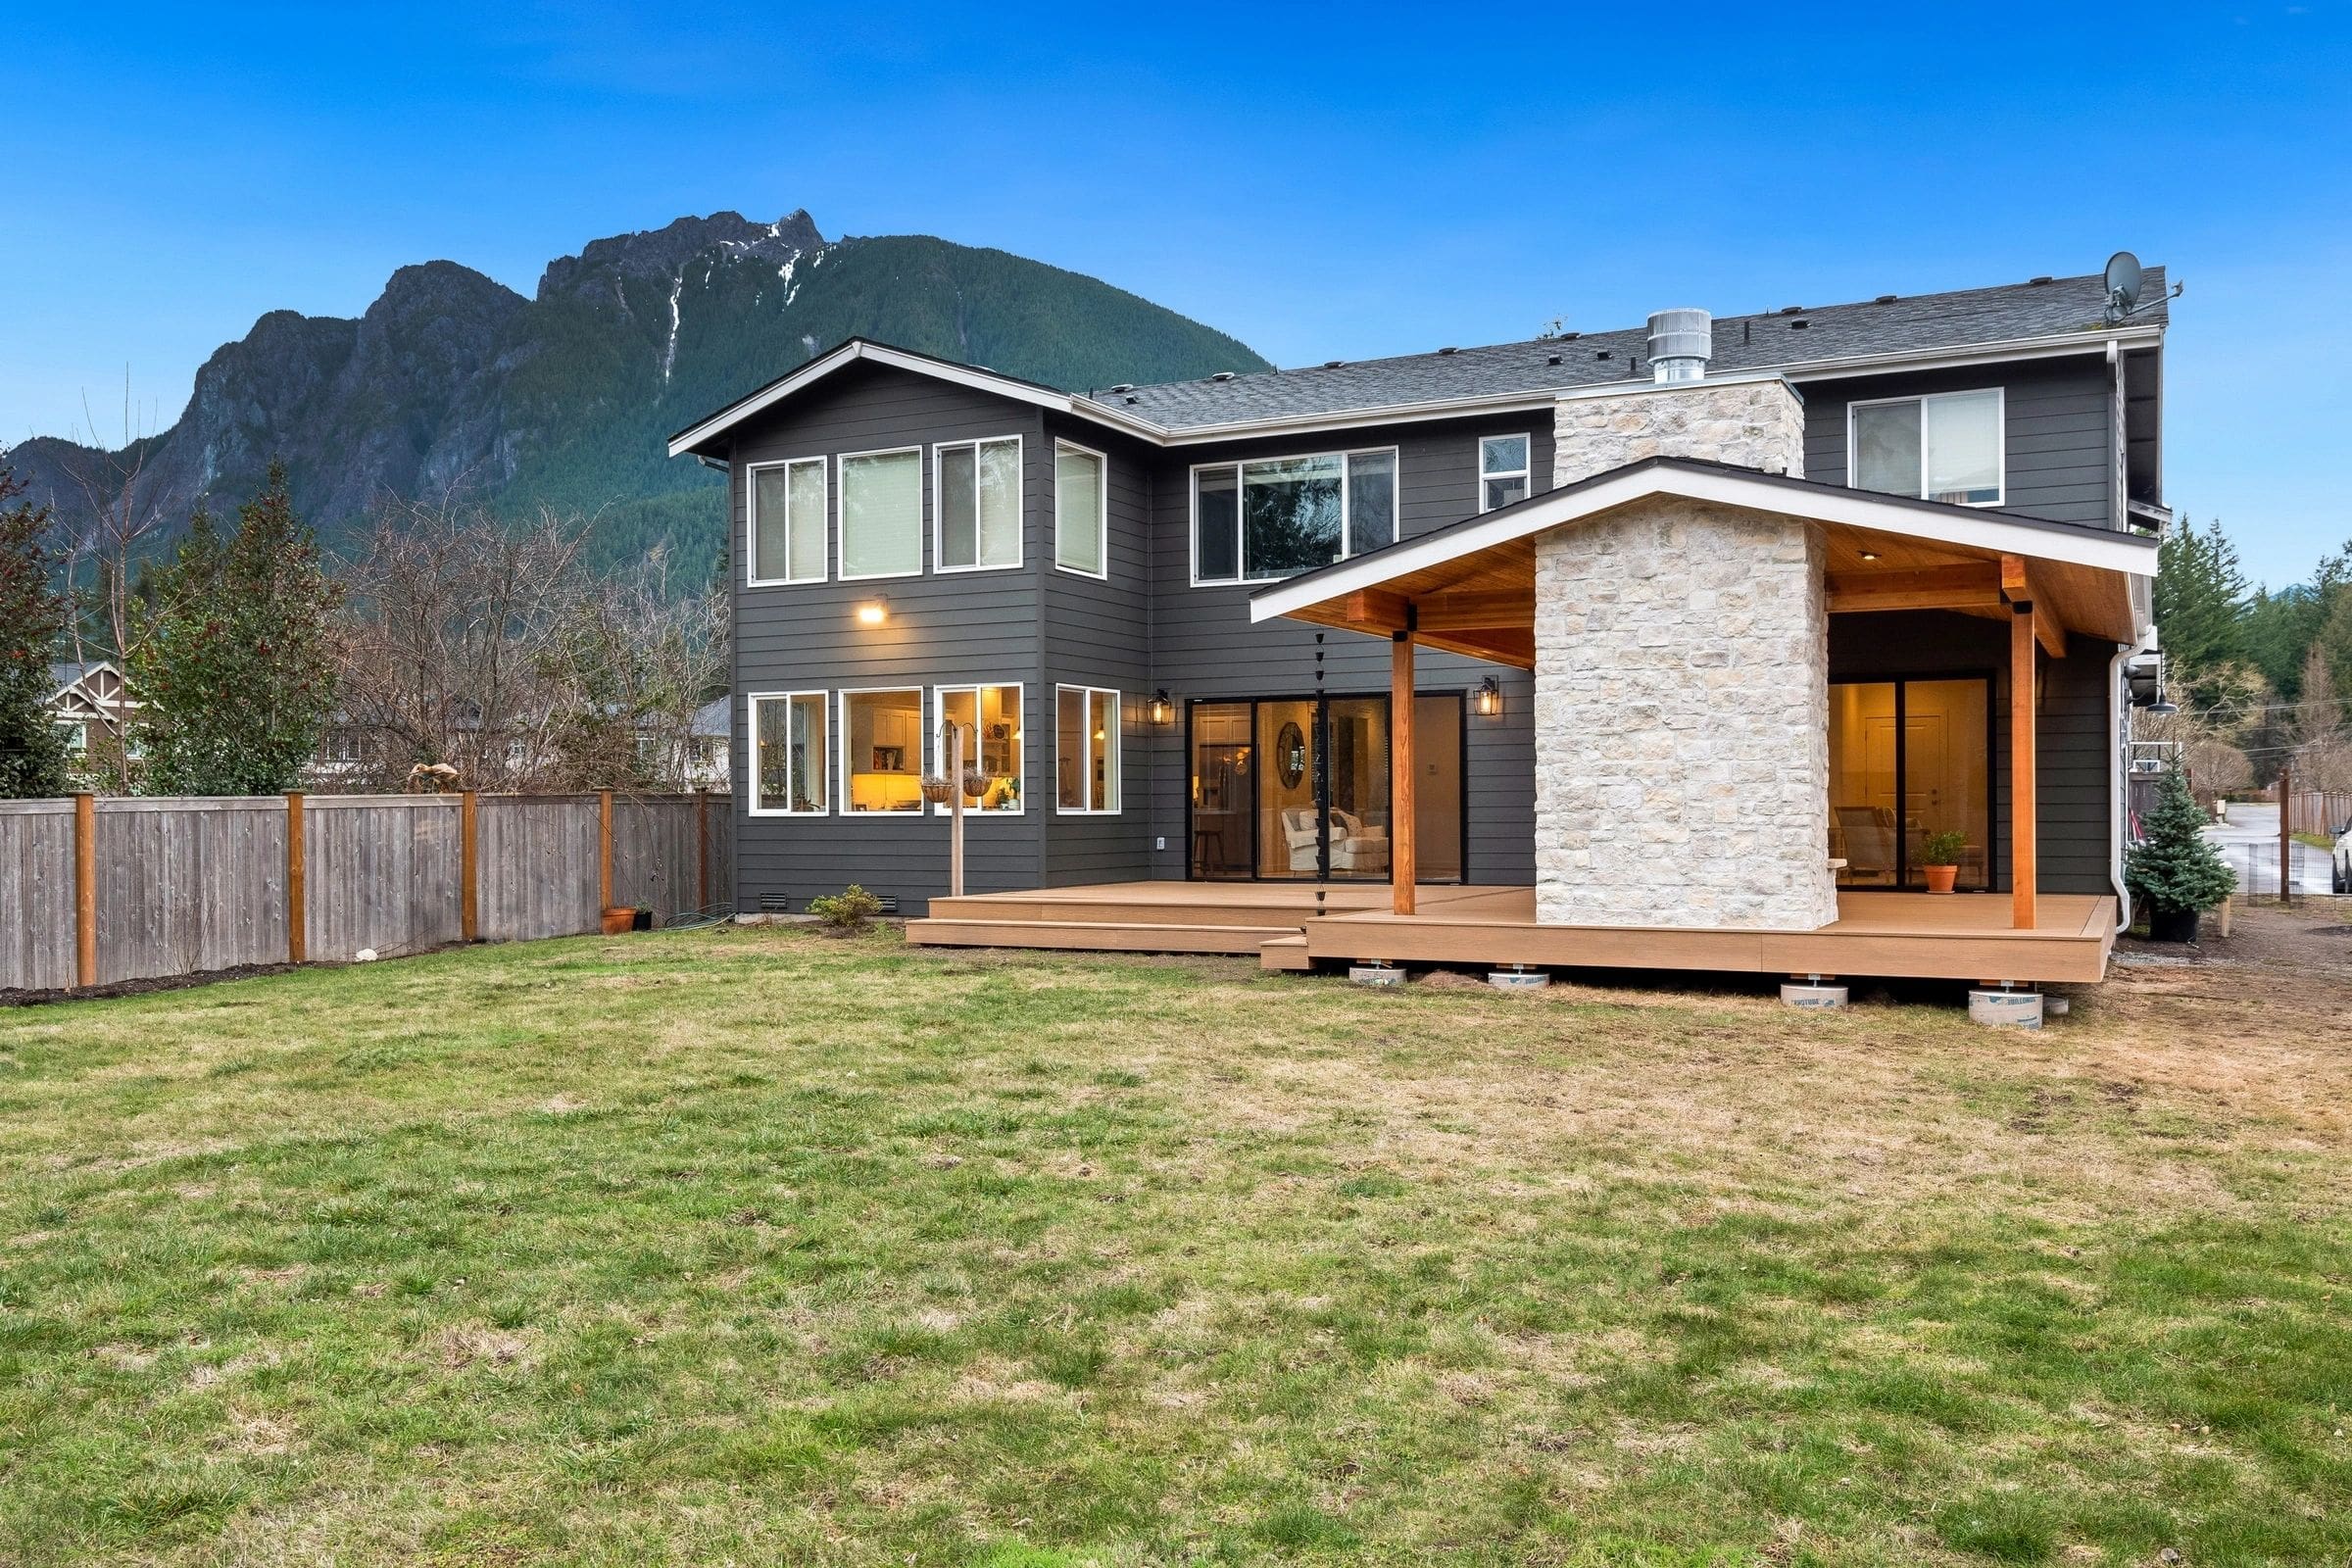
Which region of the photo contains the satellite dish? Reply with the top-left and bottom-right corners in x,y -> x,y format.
2104,250 -> 2143,311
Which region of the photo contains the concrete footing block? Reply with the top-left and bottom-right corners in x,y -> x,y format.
1780,982 -> 1848,1010
1968,988 -> 2044,1028
1488,969 -> 1550,991
1348,964 -> 1405,988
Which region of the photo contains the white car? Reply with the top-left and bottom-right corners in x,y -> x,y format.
2335,819 -> 2352,895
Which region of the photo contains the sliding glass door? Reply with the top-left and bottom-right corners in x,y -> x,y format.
1188,695 -> 1461,882
1828,677 -> 1992,891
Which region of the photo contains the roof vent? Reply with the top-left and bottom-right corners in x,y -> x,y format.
1108,382 -> 1133,393
1545,354 -> 1564,367
1210,371 -> 1235,382
1875,293 -> 1898,303
2029,275 -> 2054,285
1595,349 -> 1612,361
1323,360 -> 1344,368
1561,330 -> 1582,341
1779,305 -> 1804,316
1789,318 -> 1809,329
1645,307 -> 1712,383
1437,346 -> 1458,355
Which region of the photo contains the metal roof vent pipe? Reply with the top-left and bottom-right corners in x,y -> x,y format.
1645,308 -> 1712,383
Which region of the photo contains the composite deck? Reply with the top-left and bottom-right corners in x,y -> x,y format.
906,883 -> 2118,985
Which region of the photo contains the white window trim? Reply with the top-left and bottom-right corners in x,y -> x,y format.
1843,387 -> 2007,509
930,435 -> 1024,574
1053,438 -> 1110,579
837,445 -> 926,581
746,690 -> 830,817
1054,684 -> 1122,815
1477,432 -> 1533,514
930,681 -> 1026,815
836,686 -> 926,817
1188,446 -> 1402,587
745,457 -> 829,587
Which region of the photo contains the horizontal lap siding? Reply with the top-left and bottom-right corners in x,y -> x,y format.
1829,612 -> 2113,897
0,803 -> 78,991
1143,415 -> 1550,883
1799,359 -> 2114,527
729,362 -> 1051,914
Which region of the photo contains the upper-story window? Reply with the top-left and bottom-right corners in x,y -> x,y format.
748,458 -> 826,584
1191,448 -> 1397,585
1480,434 -> 1530,512
935,437 -> 1021,571
1054,441 -> 1107,576
840,448 -> 923,578
1849,389 -> 2004,507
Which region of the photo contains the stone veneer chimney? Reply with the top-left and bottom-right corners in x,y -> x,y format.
1531,376 -> 1838,931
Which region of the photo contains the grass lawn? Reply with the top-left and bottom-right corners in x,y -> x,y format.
2,922 -> 2348,1566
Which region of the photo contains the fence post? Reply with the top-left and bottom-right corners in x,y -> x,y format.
599,788 -> 614,915
2278,760 -> 2293,906
460,790 -> 479,942
285,792 -> 307,963
696,788 -> 710,912
74,792 -> 97,989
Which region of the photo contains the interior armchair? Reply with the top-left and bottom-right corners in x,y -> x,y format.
1282,808 -> 1391,874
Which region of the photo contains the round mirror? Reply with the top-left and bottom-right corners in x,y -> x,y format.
1276,721 -> 1307,788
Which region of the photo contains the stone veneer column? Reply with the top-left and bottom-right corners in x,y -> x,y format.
1532,378 -> 1838,931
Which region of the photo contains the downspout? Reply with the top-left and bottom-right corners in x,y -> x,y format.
2108,622 -> 2160,922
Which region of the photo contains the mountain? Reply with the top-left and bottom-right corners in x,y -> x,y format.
9,212 -> 1270,581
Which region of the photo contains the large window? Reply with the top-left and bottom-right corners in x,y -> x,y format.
936,437 -> 1021,571
840,448 -> 922,578
934,683 -> 1023,812
750,692 -> 828,814
1849,389 -> 2003,507
840,688 -> 924,813
748,458 -> 826,584
1191,448 -> 1397,584
1829,677 -> 1992,891
1479,434 -> 1531,513
1054,441 -> 1106,576
1055,686 -> 1120,812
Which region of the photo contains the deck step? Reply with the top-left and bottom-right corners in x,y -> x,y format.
1257,935 -> 1312,972
906,918 -> 1301,956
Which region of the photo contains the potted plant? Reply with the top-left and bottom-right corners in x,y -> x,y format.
1918,830 -> 1969,893
2125,769 -> 2237,943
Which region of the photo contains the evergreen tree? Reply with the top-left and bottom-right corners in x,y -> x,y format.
0,462 -> 74,799
2125,769 -> 2237,918
2151,517 -> 2250,706
130,464 -> 343,795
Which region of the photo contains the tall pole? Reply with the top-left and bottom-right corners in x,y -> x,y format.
949,722 -> 966,899
2278,758 -> 2293,906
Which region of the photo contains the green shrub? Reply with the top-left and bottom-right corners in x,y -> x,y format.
806,884 -> 884,932
2126,769 -> 2236,916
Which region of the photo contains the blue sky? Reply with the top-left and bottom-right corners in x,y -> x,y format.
7,1 -> 2347,586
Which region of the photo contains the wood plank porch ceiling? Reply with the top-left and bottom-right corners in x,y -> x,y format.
1281,514 -> 2139,669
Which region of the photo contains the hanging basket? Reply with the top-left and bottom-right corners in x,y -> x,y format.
918,775 -> 956,805
961,770 -> 994,799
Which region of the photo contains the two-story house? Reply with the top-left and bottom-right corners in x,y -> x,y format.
669,264 -> 2167,992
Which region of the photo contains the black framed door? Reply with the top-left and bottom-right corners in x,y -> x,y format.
1186,695 -> 1464,882
1828,675 -> 1995,891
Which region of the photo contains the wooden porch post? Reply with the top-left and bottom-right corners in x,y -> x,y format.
1391,627 -> 1416,914
2010,601 -> 2037,931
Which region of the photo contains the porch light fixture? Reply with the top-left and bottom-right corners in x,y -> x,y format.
1472,676 -> 1502,717
1859,551 -> 1881,562
1148,689 -> 1174,725
855,598 -> 889,627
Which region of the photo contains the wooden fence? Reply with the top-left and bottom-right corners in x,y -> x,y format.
2286,790 -> 2352,838
0,791 -> 733,994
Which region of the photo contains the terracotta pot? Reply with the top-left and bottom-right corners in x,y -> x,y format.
600,906 -> 636,935
1923,863 -> 1959,894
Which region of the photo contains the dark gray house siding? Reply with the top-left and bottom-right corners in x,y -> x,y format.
1137,414 -> 1553,886
1828,611 -> 2115,898
1796,358 -> 2115,526
714,353 -> 2131,917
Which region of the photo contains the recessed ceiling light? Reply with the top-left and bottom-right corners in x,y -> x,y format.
1859,551 -> 1881,562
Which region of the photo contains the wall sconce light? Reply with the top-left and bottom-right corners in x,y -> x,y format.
855,598 -> 889,627
1149,689 -> 1173,725
1472,676 -> 1502,717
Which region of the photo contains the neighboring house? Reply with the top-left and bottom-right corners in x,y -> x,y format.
669,264 -> 2168,984
46,662 -> 133,760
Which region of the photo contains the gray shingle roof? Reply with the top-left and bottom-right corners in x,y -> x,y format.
1104,269 -> 2167,432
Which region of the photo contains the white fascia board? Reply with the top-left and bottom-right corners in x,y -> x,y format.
667,342 -> 1159,457
1780,324 -> 2164,384
1248,466 -> 2156,624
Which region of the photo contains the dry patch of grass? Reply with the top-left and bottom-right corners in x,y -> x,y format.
1,921 -> 2347,1565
